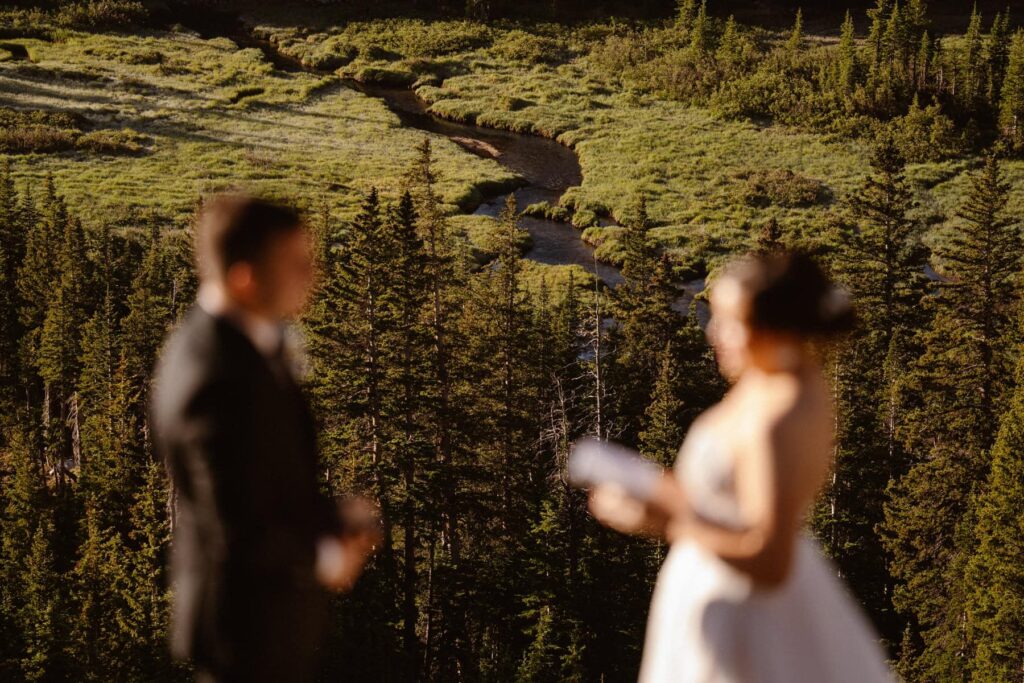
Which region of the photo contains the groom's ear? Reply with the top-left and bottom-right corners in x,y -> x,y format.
196,193 -> 302,285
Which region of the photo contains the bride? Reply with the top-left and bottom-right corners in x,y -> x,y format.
589,250 -> 896,683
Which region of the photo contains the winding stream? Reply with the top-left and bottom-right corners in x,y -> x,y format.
353,83 -> 625,287
355,84 -> 709,322
178,13 -> 707,319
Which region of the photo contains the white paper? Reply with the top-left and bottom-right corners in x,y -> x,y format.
567,437 -> 663,501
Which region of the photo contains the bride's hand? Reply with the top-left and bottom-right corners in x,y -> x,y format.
588,483 -> 652,535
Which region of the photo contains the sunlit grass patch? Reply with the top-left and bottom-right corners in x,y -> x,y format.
0,27 -> 518,226
262,14 -> 1024,268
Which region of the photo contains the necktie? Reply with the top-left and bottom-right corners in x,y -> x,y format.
266,326 -> 292,384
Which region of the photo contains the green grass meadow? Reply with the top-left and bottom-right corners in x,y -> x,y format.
2,10 -> 1023,271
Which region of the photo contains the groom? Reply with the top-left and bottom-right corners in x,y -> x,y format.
151,194 -> 378,682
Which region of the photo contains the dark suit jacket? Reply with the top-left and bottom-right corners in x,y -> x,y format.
151,305 -> 341,679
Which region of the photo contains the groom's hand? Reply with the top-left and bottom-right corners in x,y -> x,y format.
315,497 -> 382,592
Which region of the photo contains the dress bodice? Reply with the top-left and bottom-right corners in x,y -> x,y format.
640,416 -> 896,683
675,423 -> 748,531
641,422 -> 896,683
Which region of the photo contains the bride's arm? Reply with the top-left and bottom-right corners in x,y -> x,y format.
587,471 -> 677,538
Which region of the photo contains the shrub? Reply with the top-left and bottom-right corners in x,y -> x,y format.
119,48 -> 163,65
0,125 -> 76,153
75,128 -> 145,154
398,20 -> 491,57
589,31 -> 656,80
738,169 -> 828,208
0,107 -> 85,130
644,48 -> 722,103
0,107 -> 145,155
54,0 -> 148,29
0,107 -> 83,153
360,44 -> 403,62
0,10 -> 52,40
492,30 -> 568,65
887,98 -> 963,163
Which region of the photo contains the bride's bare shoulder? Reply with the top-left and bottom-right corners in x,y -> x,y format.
690,401 -> 729,434
763,382 -> 833,474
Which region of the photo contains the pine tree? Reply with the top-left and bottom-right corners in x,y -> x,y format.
959,4 -> 986,103
915,30 -> 931,90
638,343 -> 687,467
0,159 -> 23,403
20,517 -> 66,681
838,11 -> 858,95
944,152 -> 1020,430
826,135 -> 929,645
120,227 -> 171,404
16,176 -> 64,334
867,0 -> 893,75
963,353 -> 1024,680
68,463 -> 171,683
78,356 -> 143,536
839,136 -> 929,342
36,212 -> 89,487
402,139 -> 474,678
986,10 -> 1012,103
611,199 -> 679,442
384,190 -> 433,679
317,187 -> 395,510
715,15 -> 744,72
906,0 -> 928,38
69,508 -> 129,679
619,196 -> 658,286
786,8 -> 804,54
675,0 -> 697,30
122,460 -> 173,678
0,426 -> 48,674
882,1 -> 908,71
454,192 -> 540,679
999,30 -> 1024,151
932,35 -> 949,93
307,189 -> 411,680
688,0 -> 710,55
77,294 -> 117,419
519,270 -> 593,677
883,152 -> 1021,679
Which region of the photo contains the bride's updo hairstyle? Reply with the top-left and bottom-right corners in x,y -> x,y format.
725,249 -> 856,338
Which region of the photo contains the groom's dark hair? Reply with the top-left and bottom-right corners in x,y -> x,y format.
195,193 -> 303,282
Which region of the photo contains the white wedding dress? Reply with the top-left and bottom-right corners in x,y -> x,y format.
638,423 -> 897,683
